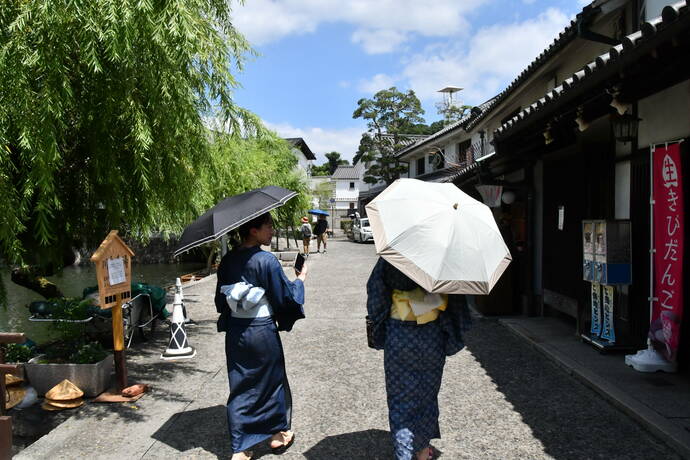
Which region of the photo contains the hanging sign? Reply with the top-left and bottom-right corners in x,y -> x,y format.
107,257 -> 127,286
651,142 -> 684,362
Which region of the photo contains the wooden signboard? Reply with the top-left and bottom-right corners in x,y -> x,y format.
90,230 -> 134,390
90,230 -> 134,309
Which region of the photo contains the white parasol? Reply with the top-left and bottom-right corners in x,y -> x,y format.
366,178 -> 511,295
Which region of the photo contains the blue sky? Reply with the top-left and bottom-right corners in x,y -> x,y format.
230,0 -> 589,163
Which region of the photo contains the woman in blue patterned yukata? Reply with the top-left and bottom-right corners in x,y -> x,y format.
214,212 -> 307,460
366,257 -> 472,460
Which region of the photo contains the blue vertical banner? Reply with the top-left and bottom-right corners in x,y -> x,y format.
600,285 -> 616,343
590,282 -> 602,336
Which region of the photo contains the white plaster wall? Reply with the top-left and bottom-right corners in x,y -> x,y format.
334,180 -> 359,201
638,80 -> 690,148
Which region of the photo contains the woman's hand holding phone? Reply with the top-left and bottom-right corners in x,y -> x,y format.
294,253 -> 308,280
296,262 -> 308,281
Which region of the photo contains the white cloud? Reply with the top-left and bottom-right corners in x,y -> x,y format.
357,73 -> 398,94
232,0 -> 488,53
264,121 -> 365,163
351,29 -> 408,54
399,8 -> 572,105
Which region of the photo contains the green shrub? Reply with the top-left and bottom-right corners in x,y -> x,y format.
3,343 -> 33,363
69,342 -> 108,364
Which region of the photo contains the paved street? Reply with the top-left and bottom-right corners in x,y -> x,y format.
18,238 -> 680,459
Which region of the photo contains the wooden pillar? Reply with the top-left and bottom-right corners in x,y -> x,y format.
111,294 -> 127,391
0,416 -> 11,460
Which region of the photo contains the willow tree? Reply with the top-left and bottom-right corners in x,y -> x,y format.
0,0 -> 256,300
203,133 -> 312,252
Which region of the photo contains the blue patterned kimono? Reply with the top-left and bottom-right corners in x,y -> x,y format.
366,258 -> 472,460
215,246 -> 305,453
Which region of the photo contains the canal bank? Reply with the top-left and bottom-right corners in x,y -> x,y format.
0,263 -> 206,344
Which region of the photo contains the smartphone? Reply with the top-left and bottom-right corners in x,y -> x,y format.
294,253 -> 305,273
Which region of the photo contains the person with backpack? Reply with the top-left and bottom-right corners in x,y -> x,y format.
313,214 -> 330,253
300,216 -> 312,255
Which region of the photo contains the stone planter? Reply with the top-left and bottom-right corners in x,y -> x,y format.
24,354 -> 113,397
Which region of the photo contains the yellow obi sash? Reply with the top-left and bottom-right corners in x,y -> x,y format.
391,288 -> 448,324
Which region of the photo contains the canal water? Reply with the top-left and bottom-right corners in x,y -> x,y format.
0,263 -> 206,344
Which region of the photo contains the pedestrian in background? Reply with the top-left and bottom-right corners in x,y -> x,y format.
314,214 -> 329,253
299,216 -> 312,255
366,257 -> 472,460
215,212 -> 307,460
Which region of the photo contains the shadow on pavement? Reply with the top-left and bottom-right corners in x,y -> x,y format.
151,404 -> 230,458
303,429 -> 392,460
463,318 -> 677,459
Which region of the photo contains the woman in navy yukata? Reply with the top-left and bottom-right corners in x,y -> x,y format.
366,258 -> 472,460
214,212 -> 307,460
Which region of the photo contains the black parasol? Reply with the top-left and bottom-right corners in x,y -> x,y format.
173,186 -> 297,257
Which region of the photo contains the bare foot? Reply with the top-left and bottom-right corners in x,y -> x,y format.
269,431 -> 294,449
416,446 -> 433,460
231,450 -> 252,460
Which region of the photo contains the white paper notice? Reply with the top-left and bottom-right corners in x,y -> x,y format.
107,257 -> 126,286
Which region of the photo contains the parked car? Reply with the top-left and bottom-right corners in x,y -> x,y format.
352,217 -> 373,243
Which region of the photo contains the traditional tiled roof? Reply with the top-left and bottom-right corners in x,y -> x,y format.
413,168 -> 461,183
358,184 -> 387,201
331,165 -> 361,180
445,1 -> 690,186
464,1 -> 600,131
284,137 -> 316,160
395,97 -> 497,159
493,0 -> 690,141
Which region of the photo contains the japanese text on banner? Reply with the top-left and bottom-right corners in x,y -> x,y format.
651,143 -> 685,362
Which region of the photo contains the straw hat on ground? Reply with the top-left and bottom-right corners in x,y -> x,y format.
43,379 -> 85,411
45,379 -> 84,400
43,398 -> 84,409
5,374 -> 23,386
5,386 -> 27,410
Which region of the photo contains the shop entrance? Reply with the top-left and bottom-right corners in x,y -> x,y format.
541,147 -> 586,318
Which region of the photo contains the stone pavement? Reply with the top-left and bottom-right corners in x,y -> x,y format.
17,239 -> 682,459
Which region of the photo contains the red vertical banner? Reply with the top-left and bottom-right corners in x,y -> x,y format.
651,143 -> 684,362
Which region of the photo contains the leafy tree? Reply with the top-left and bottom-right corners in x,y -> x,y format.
310,163 -> 331,176
313,180 -> 334,210
310,151 -> 348,176
427,120 -> 446,134
352,87 -> 424,185
0,0 -> 257,300
324,152 -> 349,174
437,104 -> 473,125
202,134 -> 311,253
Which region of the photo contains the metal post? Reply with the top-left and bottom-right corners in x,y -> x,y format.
648,144 -> 654,348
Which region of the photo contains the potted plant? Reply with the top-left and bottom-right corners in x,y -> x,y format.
1,342 -> 34,380
23,297 -> 113,397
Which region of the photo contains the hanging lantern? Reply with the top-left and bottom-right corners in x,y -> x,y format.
612,113 -> 641,143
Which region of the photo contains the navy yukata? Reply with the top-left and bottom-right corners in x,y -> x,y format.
367,258 -> 472,460
214,246 -> 305,453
